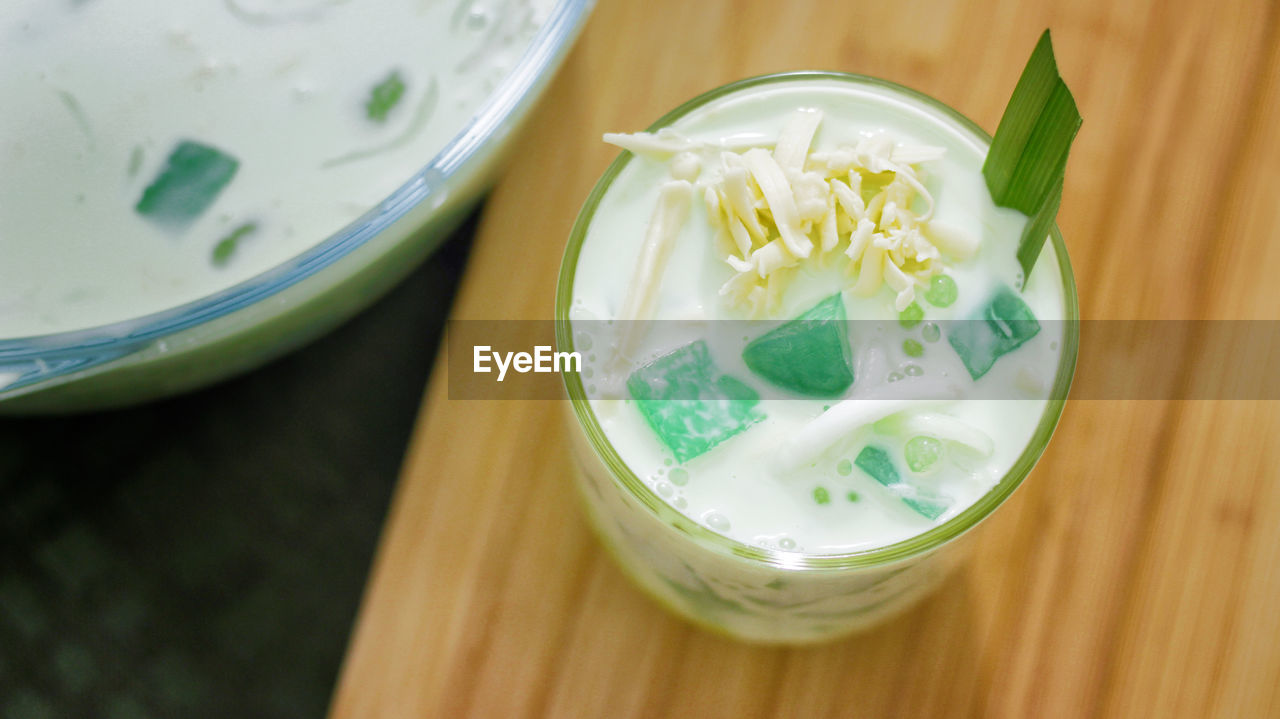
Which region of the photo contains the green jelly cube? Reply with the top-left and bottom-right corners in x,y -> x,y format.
628,340 -> 763,463
741,294 -> 853,397
854,445 -> 899,485
854,445 -> 950,520
901,495 -> 950,521
946,284 -> 1041,379
136,140 -> 240,226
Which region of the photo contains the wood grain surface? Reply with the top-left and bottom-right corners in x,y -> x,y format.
330,1 -> 1280,716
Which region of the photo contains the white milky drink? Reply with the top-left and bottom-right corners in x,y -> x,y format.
558,73 -> 1078,642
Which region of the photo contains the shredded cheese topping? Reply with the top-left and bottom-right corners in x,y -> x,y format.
606,110 -> 979,317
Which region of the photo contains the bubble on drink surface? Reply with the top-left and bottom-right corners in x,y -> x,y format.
656,481 -> 674,498
887,371 -> 904,383
668,467 -> 689,486
704,511 -> 731,532
903,364 -> 923,376
674,496 -> 688,509
464,6 -> 491,30
663,457 -> 673,467
921,322 -> 941,343
583,366 -> 594,379
778,536 -> 797,551
576,332 -> 593,351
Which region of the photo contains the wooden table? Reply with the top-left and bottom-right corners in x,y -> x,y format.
330,1 -> 1280,716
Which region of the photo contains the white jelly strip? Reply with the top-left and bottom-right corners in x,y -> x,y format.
773,109 -> 823,173
889,166 -> 936,222
603,129 -> 699,159
886,412 -> 995,456
773,380 -> 959,471
741,148 -> 813,258
615,180 -> 693,359
890,144 -> 946,164
721,166 -> 768,241
850,245 -> 885,296
923,221 -> 979,261
820,192 -> 838,253
831,177 -> 865,222
883,260 -> 916,312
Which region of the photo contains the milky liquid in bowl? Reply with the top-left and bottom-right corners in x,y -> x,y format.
0,0 -> 590,411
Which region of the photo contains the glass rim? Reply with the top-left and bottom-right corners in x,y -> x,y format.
554,70 -> 1080,571
0,0 -> 594,395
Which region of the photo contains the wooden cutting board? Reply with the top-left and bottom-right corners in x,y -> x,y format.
330,1 -> 1280,716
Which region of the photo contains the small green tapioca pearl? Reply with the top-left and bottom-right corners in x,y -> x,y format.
836,458 -> 853,476
813,487 -> 831,505
921,322 -> 941,343
846,491 -> 860,503
924,275 -> 958,307
898,302 -> 924,328
903,339 -> 924,357
669,467 -> 689,486
904,436 -> 943,473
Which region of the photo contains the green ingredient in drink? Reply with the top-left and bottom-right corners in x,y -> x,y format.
946,284 -> 1041,379
924,275 -> 958,307
904,436 -> 943,473
211,222 -> 257,267
854,445 -> 950,520
127,146 -> 145,178
903,339 -> 924,358
836,458 -> 853,476
982,29 -> 1081,279
742,294 -> 854,397
628,340 -> 763,463
898,301 -> 924,329
813,486 -> 831,505
846,491 -> 860,503
135,141 -> 239,226
366,70 -> 406,122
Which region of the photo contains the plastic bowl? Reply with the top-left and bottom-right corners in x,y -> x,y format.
0,0 -> 594,414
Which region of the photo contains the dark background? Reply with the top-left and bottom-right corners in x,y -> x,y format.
0,214 -> 475,718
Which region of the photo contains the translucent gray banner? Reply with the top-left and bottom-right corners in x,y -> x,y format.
446,320 -> 1280,400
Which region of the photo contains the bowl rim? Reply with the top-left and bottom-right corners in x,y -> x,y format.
0,0 -> 595,394
555,70 -> 1081,571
